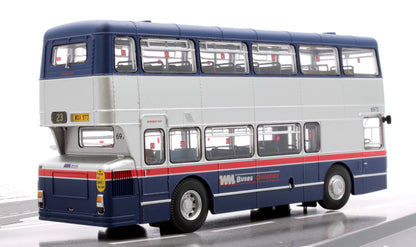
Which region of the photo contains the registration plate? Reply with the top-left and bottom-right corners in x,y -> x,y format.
71,113 -> 90,122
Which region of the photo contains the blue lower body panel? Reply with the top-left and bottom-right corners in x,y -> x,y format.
38,154 -> 387,227
39,177 -> 139,228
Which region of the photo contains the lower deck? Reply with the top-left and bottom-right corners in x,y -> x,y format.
38,150 -> 387,227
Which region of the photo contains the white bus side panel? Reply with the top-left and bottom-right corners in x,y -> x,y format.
200,77 -> 255,125
253,77 -> 302,123
138,76 -> 203,126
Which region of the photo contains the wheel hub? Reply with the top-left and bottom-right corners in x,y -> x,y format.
328,175 -> 345,200
180,190 -> 202,221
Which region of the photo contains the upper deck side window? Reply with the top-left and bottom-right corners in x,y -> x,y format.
199,40 -> 249,74
342,48 -> 379,76
299,45 -> 340,75
140,38 -> 197,73
52,42 -> 87,68
252,43 -> 297,75
114,37 -> 138,73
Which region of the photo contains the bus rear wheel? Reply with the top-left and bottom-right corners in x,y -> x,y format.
169,178 -> 208,233
318,165 -> 351,210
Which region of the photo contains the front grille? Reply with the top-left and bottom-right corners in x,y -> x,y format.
112,171 -> 134,197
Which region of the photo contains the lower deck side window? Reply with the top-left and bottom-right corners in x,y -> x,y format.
304,122 -> 320,153
170,128 -> 201,163
258,123 -> 301,156
205,126 -> 253,160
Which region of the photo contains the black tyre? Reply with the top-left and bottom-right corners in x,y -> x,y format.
318,165 -> 351,210
170,179 -> 209,233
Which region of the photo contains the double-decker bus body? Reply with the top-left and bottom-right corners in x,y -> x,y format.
38,21 -> 388,231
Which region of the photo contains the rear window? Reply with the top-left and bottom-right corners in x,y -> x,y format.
52,42 -> 87,67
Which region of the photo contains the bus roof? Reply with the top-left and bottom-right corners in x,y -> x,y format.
44,20 -> 378,48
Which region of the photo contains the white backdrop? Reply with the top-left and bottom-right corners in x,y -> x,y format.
0,0 -> 412,200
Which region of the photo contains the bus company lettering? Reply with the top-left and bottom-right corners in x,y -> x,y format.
256,173 -> 280,181
220,172 -> 280,186
219,174 -> 254,186
219,175 -> 235,186
237,175 -> 254,183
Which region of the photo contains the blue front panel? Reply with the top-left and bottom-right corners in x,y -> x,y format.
357,156 -> 387,194
364,156 -> 387,174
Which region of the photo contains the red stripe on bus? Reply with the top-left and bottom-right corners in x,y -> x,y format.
170,163 -> 219,175
38,150 -> 386,179
257,156 -> 304,167
38,170 -> 111,179
363,150 -> 387,157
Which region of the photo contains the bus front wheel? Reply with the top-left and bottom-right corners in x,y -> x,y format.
170,178 -> 209,233
318,165 -> 351,210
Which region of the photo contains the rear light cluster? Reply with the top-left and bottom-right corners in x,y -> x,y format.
112,170 -> 134,197
97,194 -> 105,214
38,190 -> 44,209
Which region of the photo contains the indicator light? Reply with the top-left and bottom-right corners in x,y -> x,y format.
38,190 -> 44,209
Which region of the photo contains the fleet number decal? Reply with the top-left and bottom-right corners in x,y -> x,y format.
96,169 -> 106,192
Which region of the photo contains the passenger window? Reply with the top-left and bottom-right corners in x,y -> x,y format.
205,126 -> 253,160
304,122 -> 320,153
258,124 -> 301,156
299,45 -> 340,75
252,43 -> 297,75
52,42 -> 87,67
170,128 -> 201,163
114,37 -> 138,73
199,41 -> 249,74
363,117 -> 382,149
140,38 -> 196,73
144,129 -> 165,165
342,48 -> 379,76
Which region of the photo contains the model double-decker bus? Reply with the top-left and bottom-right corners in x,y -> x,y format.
38,20 -> 390,233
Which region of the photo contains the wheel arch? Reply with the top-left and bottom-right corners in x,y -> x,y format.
172,175 -> 214,213
324,162 -> 355,195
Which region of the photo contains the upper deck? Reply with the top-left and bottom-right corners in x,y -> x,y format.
40,20 -> 380,80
